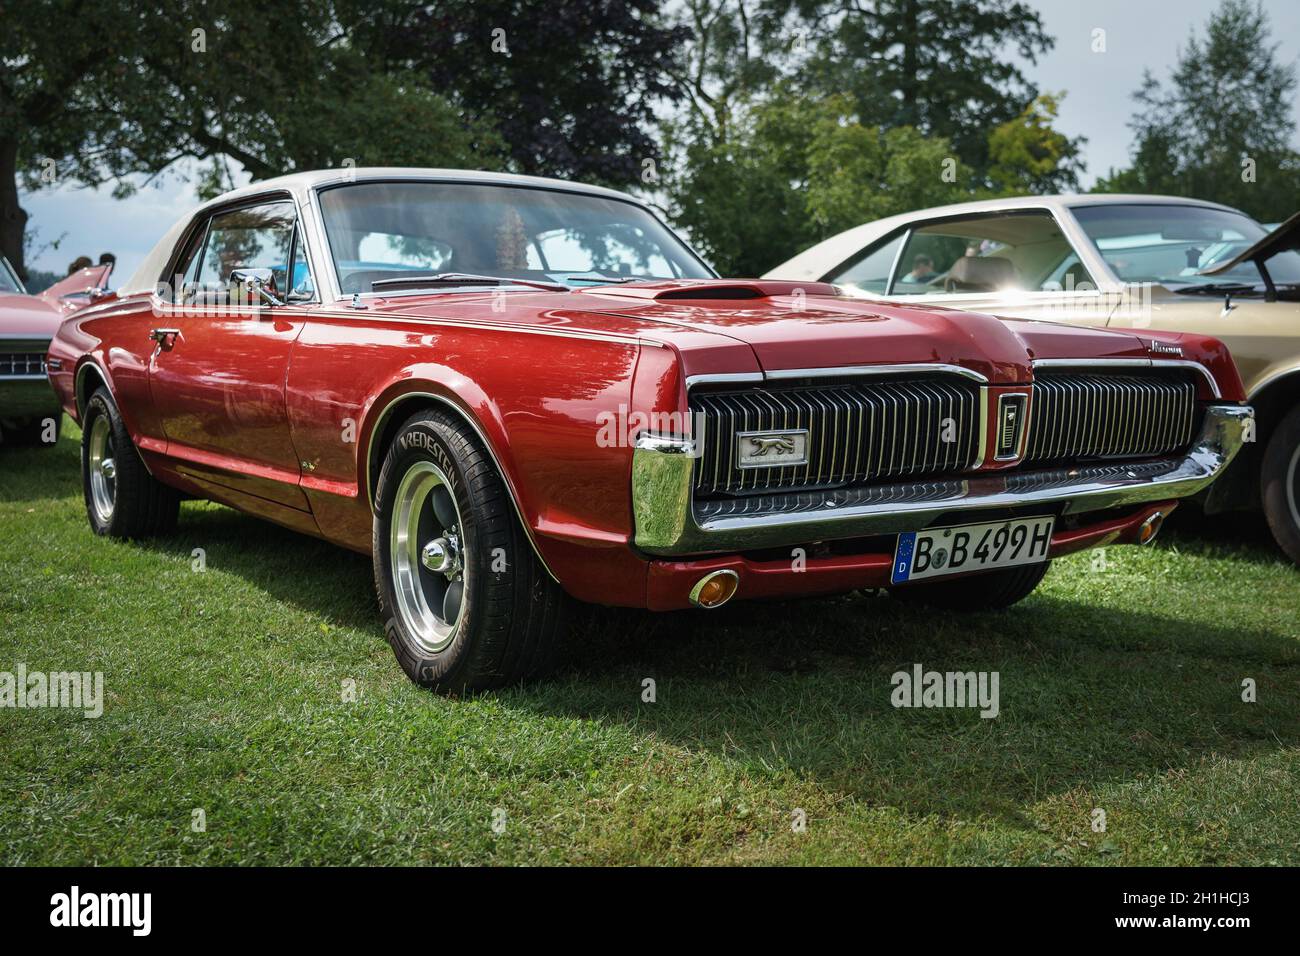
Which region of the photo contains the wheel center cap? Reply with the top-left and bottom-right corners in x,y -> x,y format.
421,535 -> 460,575
101,458 -> 116,480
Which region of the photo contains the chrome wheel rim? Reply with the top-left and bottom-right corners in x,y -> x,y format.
390,461 -> 467,654
87,415 -> 116,524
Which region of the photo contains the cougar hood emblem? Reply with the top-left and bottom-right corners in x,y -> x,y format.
736,429 -> 809,468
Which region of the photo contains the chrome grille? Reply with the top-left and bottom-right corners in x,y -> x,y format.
1024,371 -> 1197,464
0,352 -> 46,377
692,377 -> 981,496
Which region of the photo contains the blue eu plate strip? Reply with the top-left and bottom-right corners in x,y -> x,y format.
892,532 -> 916,584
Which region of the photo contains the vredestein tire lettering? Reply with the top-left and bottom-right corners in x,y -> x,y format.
372,409 -> 566,692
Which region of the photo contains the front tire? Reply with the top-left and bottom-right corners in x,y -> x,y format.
1261,404 -> 1300,566
373,408 -> 566,693
80,388 -> 179,538
891,560 -> 1051,611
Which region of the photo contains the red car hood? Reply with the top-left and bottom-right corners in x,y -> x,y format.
568,280 -> 1157,384
0,291 -> 63,337
376,279 -> 1230,390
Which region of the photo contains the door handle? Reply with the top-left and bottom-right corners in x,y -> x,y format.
150,328 -> 181,345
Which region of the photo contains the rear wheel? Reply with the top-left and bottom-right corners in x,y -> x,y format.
891,561 -> 1051,611
80,388 -> 179,538
373,407 -> 566,693
1261,404 -> 1300,566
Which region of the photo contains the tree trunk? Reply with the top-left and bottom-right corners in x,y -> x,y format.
0,136 -> 28,282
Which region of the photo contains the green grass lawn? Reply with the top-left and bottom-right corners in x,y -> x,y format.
2,417 -> 1298,865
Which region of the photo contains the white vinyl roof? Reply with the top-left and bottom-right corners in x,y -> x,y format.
765,193 -> 1245,281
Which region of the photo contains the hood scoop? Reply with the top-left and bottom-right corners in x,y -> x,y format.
578,279 -> 842,302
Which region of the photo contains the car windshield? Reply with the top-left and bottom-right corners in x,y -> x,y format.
1072,203 -> 1300,288
317,181 -> 712,294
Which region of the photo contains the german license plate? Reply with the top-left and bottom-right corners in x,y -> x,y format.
891,516 -> 1055,584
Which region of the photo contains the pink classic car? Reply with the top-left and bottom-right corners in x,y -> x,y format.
0,256 -> 112,445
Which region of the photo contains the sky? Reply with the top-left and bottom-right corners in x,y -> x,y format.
18,0 -> 1300,286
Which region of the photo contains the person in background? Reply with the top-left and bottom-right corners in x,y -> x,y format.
66,256 -> 92,275
904,254 -> 936,283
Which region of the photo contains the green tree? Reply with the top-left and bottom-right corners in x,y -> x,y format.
666,91 -> 971,276
662,0 -> 780,148
765,0 -> 1068,175
0,0 -> 130,280
1094,0 -> 1300,220
4,0 -> 683,279
374,0 -> 689,186
804,109 -> 972,233
986,93 -> 1085,195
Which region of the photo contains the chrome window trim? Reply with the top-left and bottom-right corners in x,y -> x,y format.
155,189 -> 324,307
883,227 -> 911,295
1030,357 -> 1221,399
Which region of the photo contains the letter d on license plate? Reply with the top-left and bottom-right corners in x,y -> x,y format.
892,516 -> 1055,584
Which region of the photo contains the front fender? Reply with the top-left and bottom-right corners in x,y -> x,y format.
285,317 -> 648,599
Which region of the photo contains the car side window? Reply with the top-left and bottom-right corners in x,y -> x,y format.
826,233 -> 903,294
889,211 -> 1090,295
191,201 -> 297,305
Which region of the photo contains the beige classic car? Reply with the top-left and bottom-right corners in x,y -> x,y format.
767,195 -> 1300,565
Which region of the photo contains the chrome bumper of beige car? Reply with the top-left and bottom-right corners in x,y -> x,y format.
632,404 -> 1254,556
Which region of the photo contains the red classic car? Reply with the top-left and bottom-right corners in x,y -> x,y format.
1,255 -> 112,445
47,169 -> 1253,691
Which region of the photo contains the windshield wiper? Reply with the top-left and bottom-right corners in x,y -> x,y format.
1170,281 -> 1261,295
553,272 -> 650,285
371,273 -> 567,293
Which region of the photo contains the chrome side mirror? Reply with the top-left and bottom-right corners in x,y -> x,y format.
59,286 -> 110,302
229,268 -> 284,307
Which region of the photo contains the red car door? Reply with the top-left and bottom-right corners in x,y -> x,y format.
148,200 -> 312,511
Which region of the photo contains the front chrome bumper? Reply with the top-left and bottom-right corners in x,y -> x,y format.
632,403 -> 1253,556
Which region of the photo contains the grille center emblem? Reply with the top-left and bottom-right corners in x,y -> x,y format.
994,394 -> 1029,461
737,429 -> 809,469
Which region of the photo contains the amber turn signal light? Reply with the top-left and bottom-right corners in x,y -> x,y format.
1139,511 -> 1166,545
689,569 -> 739,609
